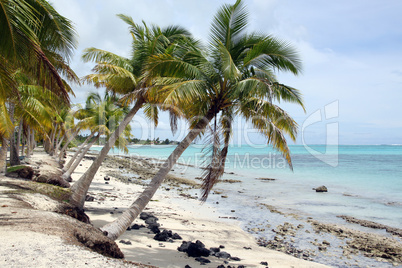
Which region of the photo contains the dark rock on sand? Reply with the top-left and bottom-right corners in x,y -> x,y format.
145,216 -> 159,225
260,261 -> 268,265
186,241 -> 211,257
210,247 -> 220,253
131,223 -> 145,230
215,251 -> 231,259
104,176 -> 110,181
119,240 -> 132,245
154,230 -> 172,241
172,233 -> 182,240
230,256 -> 241,261
313,185 -> 328,192
148,223 -> 160,234
178,241 -> 191,252
195,257 -> 210,264
139,212 -> 152,220
85,195 -> 95,202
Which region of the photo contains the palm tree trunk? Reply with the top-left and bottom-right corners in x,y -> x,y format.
58,129 -> 79,162
9,104 -> 20,166
69,99 -> 145,208
54,128 -> 62,156
101,109 -> 215,240
17,120 -> 22,157
61,135 -> 99,180
54,134 -> 64,159
49,124 -> 57,156
26,127 -> 31,158
64,131 -> 96,171
31,129 -> 36,152
0,137 -> 8,174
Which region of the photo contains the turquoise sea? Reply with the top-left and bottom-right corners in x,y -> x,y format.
91,144 -> 402,266
94,144 -> 402,229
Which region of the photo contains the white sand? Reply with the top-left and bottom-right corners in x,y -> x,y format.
71,153 -> 329,268
0,150 -> 329,268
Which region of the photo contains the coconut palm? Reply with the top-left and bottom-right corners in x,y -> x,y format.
61,92 -> 132,181
1,0 -> 78,168
68,15 -> 197,208
0,0 -> 77,102
101,0 -> 305,240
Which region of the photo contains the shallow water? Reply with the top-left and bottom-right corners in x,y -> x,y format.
92,144 -> 402,229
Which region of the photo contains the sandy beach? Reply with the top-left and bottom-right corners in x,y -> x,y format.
0,148 -> 331,268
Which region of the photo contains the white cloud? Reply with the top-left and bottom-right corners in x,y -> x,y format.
51,0 -> 402,144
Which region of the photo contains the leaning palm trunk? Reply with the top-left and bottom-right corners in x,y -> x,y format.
58,129 -> 79,162
54,136 -> 64,158
49,124 -> 58,156
101,109 -> 215,240
61,135 -> 99,181
69,99 -> 145,208
63,131 -> 96,171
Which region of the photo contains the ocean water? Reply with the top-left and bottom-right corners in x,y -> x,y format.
94,144 -> 402,229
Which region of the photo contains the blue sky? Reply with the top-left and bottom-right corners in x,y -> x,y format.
53,0 -> 402,145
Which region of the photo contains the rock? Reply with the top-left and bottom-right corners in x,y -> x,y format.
186,241 -> 210,257
215,251 -> 231,259
139,212 -> 152,220
104,176 -> 110,181
194,257 -> 210,264
154,230 -> 174,242
148,223 -> 160,234
219,245 -> 225,249
260,261 -> 268,265
178,241 -> 191,252
172,233 -> 182,240
210,247 -> 220,253
85,195 -> 95,202
105,182 -> 109,184
314,185 -> 328,192
145,216 -> 159,225
230,256 -> 241,261
184,265 -> 191,268
131,224 -> 145,230
119,240 -> 132,245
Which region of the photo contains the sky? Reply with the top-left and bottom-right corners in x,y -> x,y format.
52,0 -> 402,145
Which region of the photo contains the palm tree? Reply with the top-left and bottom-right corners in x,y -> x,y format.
101,0 -> 305,240
1,0 -> 78,168
68,15 -> 197,208
61,92 -> 132,181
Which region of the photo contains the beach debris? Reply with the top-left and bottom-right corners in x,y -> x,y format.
313,185 -> 328,192
256,177 -> 276,181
